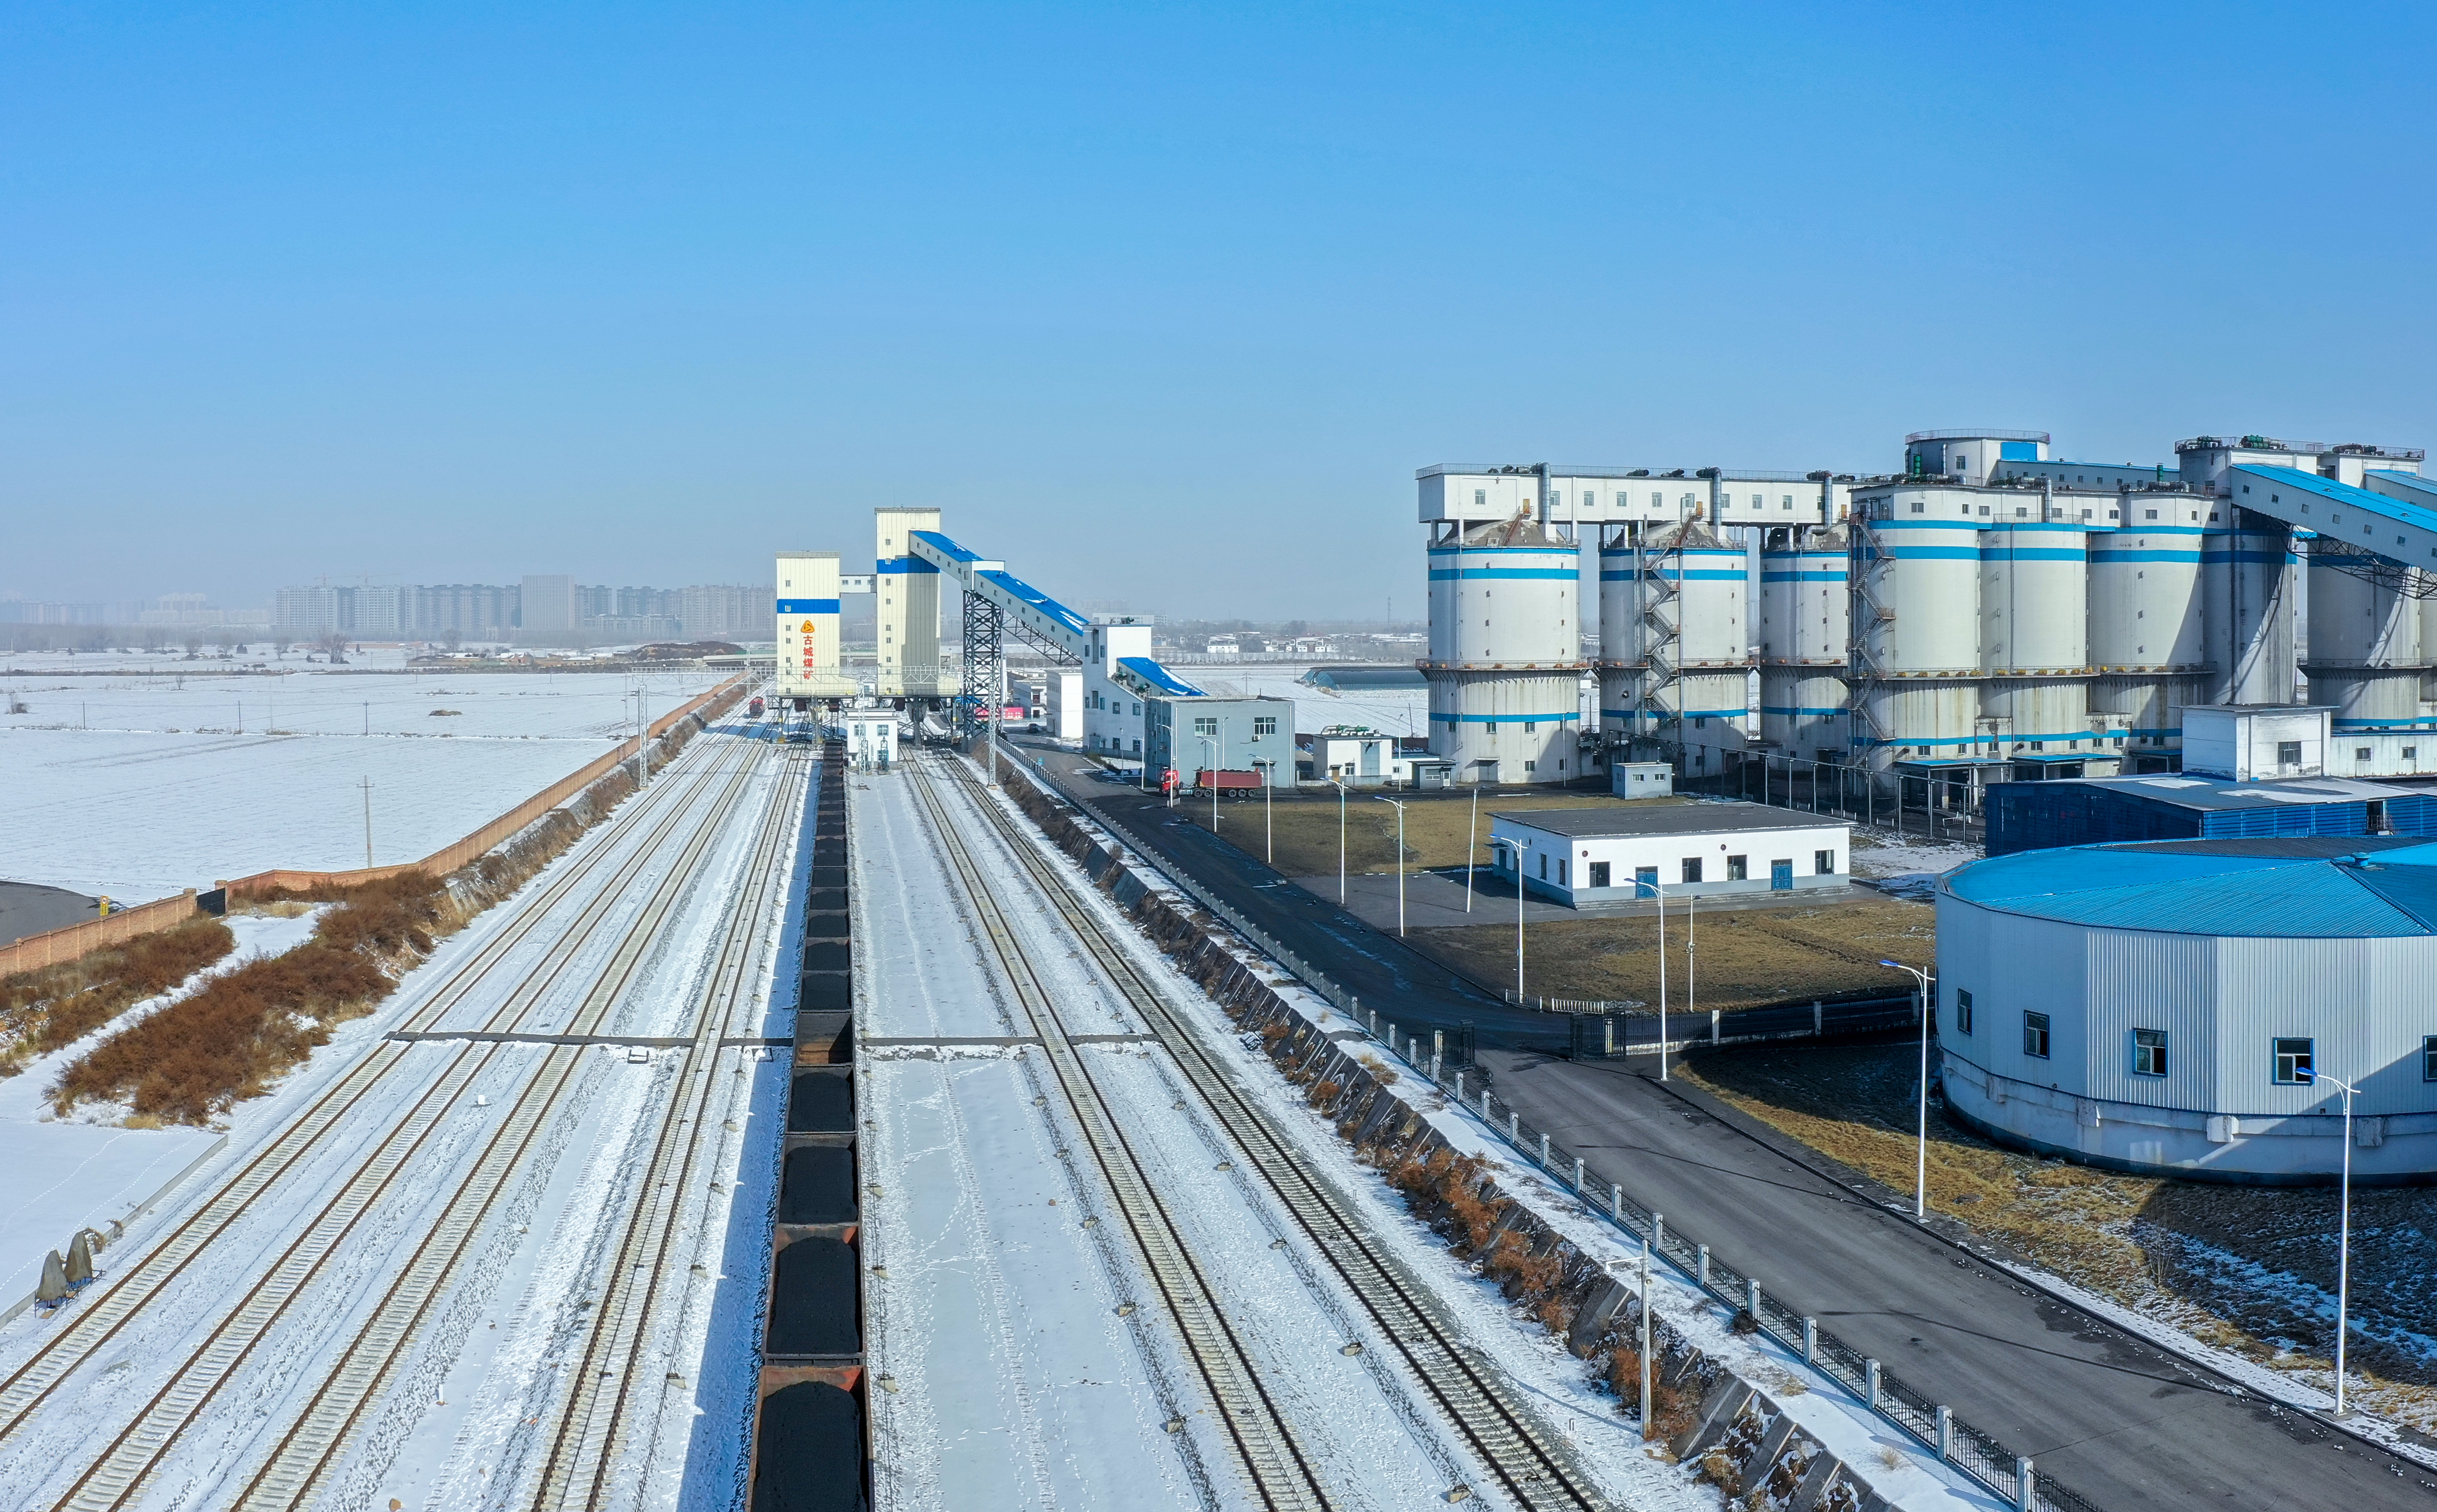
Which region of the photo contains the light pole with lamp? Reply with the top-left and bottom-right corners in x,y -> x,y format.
1372,795 -> 1409,937
1197,735 -> 1220,831
1487,836 -> 1525,1004
1464,781 -> 1481,913
1879,959 -> 1935,1220
1329,777 -> 1349,904
1254,757 -> 1274,864
2301,1066 -> 2362,1416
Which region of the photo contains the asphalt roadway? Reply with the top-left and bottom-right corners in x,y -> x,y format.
1004,737 -> 2437,1512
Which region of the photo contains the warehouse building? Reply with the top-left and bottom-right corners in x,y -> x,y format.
1985,772 -> 2437,856
1488,802 -> 1849,907
1938,836 -> 2437,1181
1143,692 -> 1294,788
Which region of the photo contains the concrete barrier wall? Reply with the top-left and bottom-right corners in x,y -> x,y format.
0,677 -> 745,972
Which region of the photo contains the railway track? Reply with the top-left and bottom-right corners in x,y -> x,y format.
929,749 -> 1607,1512
229,743 -> 809,1512
5,723 -> 784,1512
0,733 -> 750,1460
902,757 -> 1331,1512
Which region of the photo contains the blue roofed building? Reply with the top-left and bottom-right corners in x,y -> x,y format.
1936,834 -> 2437,1181
1984,771 -> 2437,856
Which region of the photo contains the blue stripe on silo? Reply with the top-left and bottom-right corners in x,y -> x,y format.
2088,550 -> 2204,563
1977,548 -> 2087,561
776,599 -> 842,614
1430,711 -> 1580,724
1427,568 -> 1579,580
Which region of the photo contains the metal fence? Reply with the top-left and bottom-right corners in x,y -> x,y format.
1027,756 -> 2105,1512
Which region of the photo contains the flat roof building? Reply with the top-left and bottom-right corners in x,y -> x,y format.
1488,801 -> 1850,907
1985,773 -> 2437,856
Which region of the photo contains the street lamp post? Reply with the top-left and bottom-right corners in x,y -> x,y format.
2303,1067 -> 2363,1416
1879,959 -> 1935,1220
1256,757 -> 1274,864
1330,777 -> 1349,904
1488,837 -> 1524,1003
1372,795 -> 1409,937
1464,782 -> 1481,913
1198,735 -> 1219,831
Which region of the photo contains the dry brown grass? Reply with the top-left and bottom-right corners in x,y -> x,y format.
0,917 -> 236,1073
1681,1042 -> 2437,1431
1173,787 -> 1693,878
1407,894 -> 1935,1010
53,874 -> 442,1122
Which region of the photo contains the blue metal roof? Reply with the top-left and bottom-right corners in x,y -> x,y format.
1945,837 -> 2437,938
1117,656 -> 1207,697
1998,773 -> 2411,814
2231,464 -> 2437,536
909,528 -> 983,564
976,568 -> 1090,635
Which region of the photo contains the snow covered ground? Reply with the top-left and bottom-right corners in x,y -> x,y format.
0,733 -> 798,1512
0,660 -> 720,899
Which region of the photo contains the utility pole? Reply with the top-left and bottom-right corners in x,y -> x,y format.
359,777 -> 374,867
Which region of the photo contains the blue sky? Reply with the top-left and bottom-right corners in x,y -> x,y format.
8,1 -> 2437,617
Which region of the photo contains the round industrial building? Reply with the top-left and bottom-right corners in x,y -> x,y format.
1934,835 -> 2437,1183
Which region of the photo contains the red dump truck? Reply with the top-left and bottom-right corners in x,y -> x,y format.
1194,768 -> 1264,791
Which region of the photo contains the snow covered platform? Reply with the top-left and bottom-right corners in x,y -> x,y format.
0,1122 -> 224,1322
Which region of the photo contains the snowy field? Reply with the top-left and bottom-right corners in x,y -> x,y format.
0,653 -> 720,900
0,733 -> 800,1512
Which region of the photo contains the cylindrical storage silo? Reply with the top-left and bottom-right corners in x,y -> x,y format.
1760,524 -> 1849,762
2088,518 -> 2205,755
2307,550 -> 2423,745
1849,509 -> 1979,779
1980,524 -> 2089,754
1631,517 -> 1749,759
1597,524 -> 1645,747
1423,512 -> 1584,783
2203,515 -> 2298,706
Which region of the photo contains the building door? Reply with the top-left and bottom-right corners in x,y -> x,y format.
1588,862 -> 1611,889
1634,866 -> 1657,898
1361,741 -> 1383,779
1770,859 -> 1792,891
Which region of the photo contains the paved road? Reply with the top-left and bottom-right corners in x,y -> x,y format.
1007,738 -> 2437,1512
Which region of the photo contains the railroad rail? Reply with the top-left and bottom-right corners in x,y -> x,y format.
933,748 -> 1607,1512
903,758 -> 1332,1512
232,743 -> 808,1512
6,729 -> 786,1512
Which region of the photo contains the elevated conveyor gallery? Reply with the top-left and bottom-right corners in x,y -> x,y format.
2229,463 -> 2437,574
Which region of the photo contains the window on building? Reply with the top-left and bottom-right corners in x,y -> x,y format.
2357,747 -> 2373,762
1524,721 -> 1537,733
2425,1035 -> 2437,1081
2133,1028 -> 2167,1077
1954,988 -> 1973,1034
1726,855 -> 1748,881
1193,716 -> 1218,736
1815,848 -> 1835,875
2144,509 -> 2158,520
2023,1012 -> 2051,1059
1558,860 -> 1569,885
1781,495 -> 1793,509
1475,489 -> 1486,507
2273,1037 -> 2314,1084
1681,857 -> 1703,884
1909,501 -> 1925,514
1651,491 -> 1664,508
1538,854 -> 1548,879
1131,702 -> 1140,716
1750,494 -> 1763,509
2277,740 -> 2302,766
2406,747 -> 2418,760
1522,758 -> 1536,772
1588,862 -> 1611,888
1253,716 -> 1277,736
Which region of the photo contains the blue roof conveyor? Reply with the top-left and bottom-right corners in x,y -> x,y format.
2228,464 -> 2437,570
907,528 -> 1094,661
